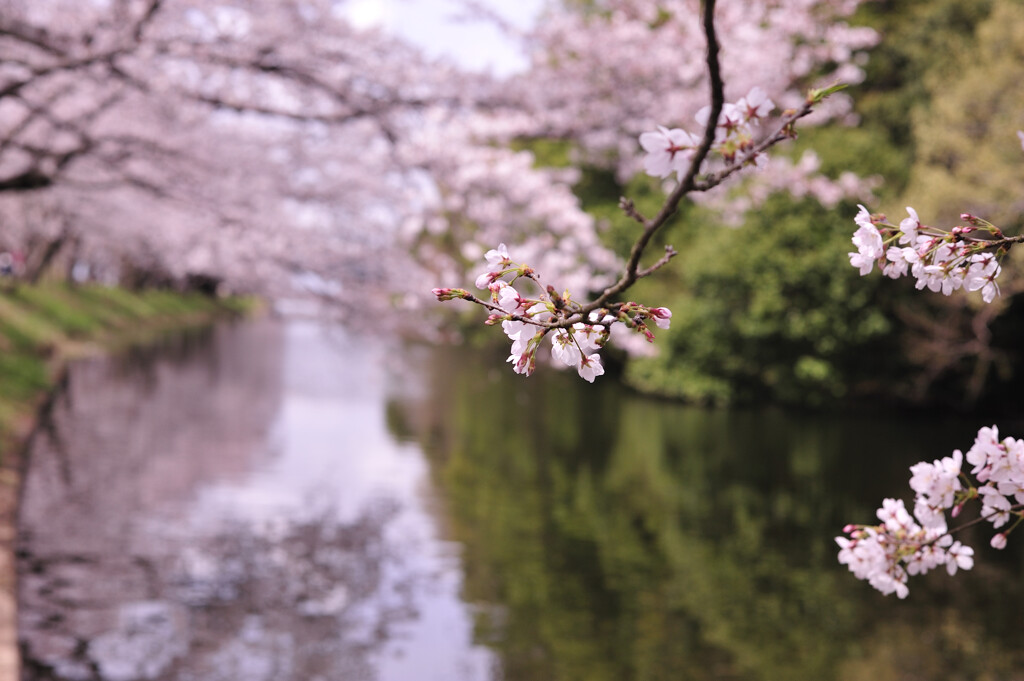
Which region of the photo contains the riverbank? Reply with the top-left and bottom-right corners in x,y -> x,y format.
0,283 -> 257,681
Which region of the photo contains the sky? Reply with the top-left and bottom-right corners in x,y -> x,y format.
339,0 -> 545,76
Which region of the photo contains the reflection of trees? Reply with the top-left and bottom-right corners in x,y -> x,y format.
391,345 -> 1024,681
20,505 -> 416,681
17,322 -> 419,680
172,504 -> 416,681
19,321 -> 285,526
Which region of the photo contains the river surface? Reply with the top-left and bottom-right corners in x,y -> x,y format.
16,319 -> 1024,680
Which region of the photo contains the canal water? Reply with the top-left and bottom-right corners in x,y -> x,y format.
16,320 -> 1024,680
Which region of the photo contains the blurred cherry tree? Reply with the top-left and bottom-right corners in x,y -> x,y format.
0,0 -> 878,312
0,0 -> 477,298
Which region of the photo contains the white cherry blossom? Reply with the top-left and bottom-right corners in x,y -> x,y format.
736,86 -> 775,123
849,205 -> 1004,303
551,329 -> 582,367
841,425 -> 1024,596
577,353 -> 605,383
639,126 -> 701,178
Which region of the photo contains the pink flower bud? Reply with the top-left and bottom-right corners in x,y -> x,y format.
843,524 -> 856,534
951,503 -> 964,518
433,287 -> 466,301
991,533 -> 1008,550
649,306 -> 672,330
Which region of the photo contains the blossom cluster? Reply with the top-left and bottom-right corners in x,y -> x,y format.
639,86 -> 775,179
433,243 -> 672,383
522,0 -> 877,177
963,426 -> 1024,541
848,205 -> 1004,303
837,425 -> 1024,598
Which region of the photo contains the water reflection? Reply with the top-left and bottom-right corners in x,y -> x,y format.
19,321 -> 1024,681
391,345 -> 1024,681
18,321 -> 495,680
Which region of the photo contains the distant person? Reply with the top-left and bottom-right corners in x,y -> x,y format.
0,252 -> 12,277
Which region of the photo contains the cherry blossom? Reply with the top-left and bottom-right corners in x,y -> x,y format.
0,0 -> 494,303
639,127 -> 701,178
945,541 -> 974,575
899,207 -> 921,243
736,86 -> 775,124
551,330 -> 582,367
648,307 -> 672,330
512,0 -> 877,182
847,206 -> 1017,303
578,354 -> 606,383
640,86 -> 782,178
848,206 -> 886,275
839,425 -> 1024,597
439,240 -> 670,381
485,244 -> 512,269
909,449 -> 963,511
964,253 -> 1002,303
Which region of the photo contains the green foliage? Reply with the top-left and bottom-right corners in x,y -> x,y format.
792,125 -> 909,198
510,137 -> 576,168
854,0 -> 994,155
0,295 -> 66,352
625,196 -> 896,405
900,0 -> 1024,228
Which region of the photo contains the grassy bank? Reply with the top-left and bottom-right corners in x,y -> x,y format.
0,283 -> 257,454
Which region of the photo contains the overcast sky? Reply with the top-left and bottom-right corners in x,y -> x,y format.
340,0 -> 545,75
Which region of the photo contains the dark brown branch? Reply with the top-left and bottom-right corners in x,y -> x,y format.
0,169 -> 53,191
0,49 -> 133,100
915,503 -> 1024,549
132,0 -> 163,43
968,233 -> 1024,249
0,22 -> 70,57
637,245 -> 679,278
580,0 -> 723,316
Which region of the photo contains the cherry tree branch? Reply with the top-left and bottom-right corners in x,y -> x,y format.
563,4 -> 822,325
967,234 -> 1024,249
439,0 -> 841,349
462,0 -> 820,334
592,100 -> 816,306
693,100 -> 815,191
943,504 -> 1024,538
582,0 -> 723,315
